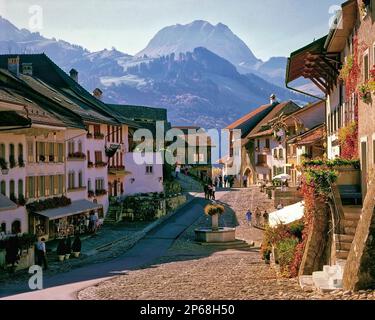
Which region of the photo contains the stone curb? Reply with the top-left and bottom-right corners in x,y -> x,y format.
90,192 -> 200,254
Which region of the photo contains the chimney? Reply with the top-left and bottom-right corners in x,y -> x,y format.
93,88 -> 103,100
69,68 -> 78,82
22,63 -> 33,76
270,93 -> 278,105
7,56 -> 20,76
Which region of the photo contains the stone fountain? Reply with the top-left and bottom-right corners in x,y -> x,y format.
195,203 -> 236,243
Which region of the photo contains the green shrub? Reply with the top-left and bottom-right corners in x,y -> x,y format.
277,237 -> 299,277
288,220 -> 304,241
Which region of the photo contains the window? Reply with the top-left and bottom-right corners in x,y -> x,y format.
45,176 -> 50,196
58,143 -> 64,162
18,179 -> 23,198
265,139 -> 270,149
37,141 -> 46,162
48,142 -> 54,162
364,53 -> 369,82
256,139 -> 260,149
78,140 -> 82,153
50,176 -> 55,195
95,178 -> 104,191
0,143 -> 5,159
18,143 -> 23,161
78,171 -> 83,188
87,150 -> 91,162
95,151 -> 102,163
146,165 -> 153,174
68,171 -> 75,189
1,180 -> 6,195
1,222 -> 5,233
273,166 -> 277,176
94,125 -> 101,135
273,149 -> 278,159
27,141 -> 34,162
58,175 -> 64,194
9,180 -> 15,198
257,154 -> 267,165
39,176 -> 45,197
9,144 -> 15,167
279,149 -> 283,159
54,175 -> 59,195
68,141 -> 75,155
88,179 -> 92,191
27,176 -> 35,198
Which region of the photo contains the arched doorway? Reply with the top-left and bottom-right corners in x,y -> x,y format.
11,220 -> 21,234
243,167 -> 253,187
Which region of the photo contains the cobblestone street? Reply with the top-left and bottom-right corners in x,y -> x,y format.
79,187 -> 375,300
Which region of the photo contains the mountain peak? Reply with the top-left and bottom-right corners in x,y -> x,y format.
136,20 -> 261,72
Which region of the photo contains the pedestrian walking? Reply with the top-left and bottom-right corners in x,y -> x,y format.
211,184 -> 216,200
208,184 -> 213,199
263,210 -> 269,227
255,207 -> 261,227
35,237 -> 48,270
219,175 -> 223,188
245,209 -> 252,226
243,175 -> 247,188
89,211 -> 98,234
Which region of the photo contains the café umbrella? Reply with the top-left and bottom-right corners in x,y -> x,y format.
272,174 -> 291,181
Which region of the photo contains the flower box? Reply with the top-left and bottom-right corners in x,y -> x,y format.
95,189 -> 107,196
88,190 -> 95,198
68,152 -> 86,160
94,133 -> 105,140
95,161 -> 107,168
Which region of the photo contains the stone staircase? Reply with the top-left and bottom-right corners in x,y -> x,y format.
304,205 -> 362,293
104,204 -> 123,224
176,173 -> 204,192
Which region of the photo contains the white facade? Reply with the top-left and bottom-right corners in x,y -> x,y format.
124,152 -> 164,195
254,136 -> 286,182
85,123 -> 109,214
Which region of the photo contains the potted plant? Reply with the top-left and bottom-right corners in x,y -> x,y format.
204,203 -> 225,231
56,238 -> 66,262
65,237 -> 72,260
18,155 -> 25,167
72,235 -> 81,258
358,82 -> 372,104
0,158 -> 8,174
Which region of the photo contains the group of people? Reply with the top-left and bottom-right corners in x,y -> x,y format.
212,175 -> 235,189
204,184 -> 216,200
245,207 -> 269,228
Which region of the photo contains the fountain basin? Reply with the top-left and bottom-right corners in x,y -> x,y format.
195,227 -> 236,243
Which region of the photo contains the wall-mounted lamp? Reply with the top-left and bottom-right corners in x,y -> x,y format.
158,177 -> 163,183
130,178 -> 135,184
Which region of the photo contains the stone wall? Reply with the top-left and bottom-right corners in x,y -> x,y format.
343,172 -> 375,291
299,199 -> 331,276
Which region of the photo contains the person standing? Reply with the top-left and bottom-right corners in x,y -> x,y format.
224,175 -> 228,188
245,209 -> 252,226
203,184 -> 209,200
36,238 -> 48,270
219,175 -> 223,188
175,165 -> 180,178
211,184 -> 216,200
263,210 -> 269,227
243,175 -> 247,188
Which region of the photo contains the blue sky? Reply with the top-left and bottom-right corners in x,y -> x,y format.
0,0 -> 341,61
